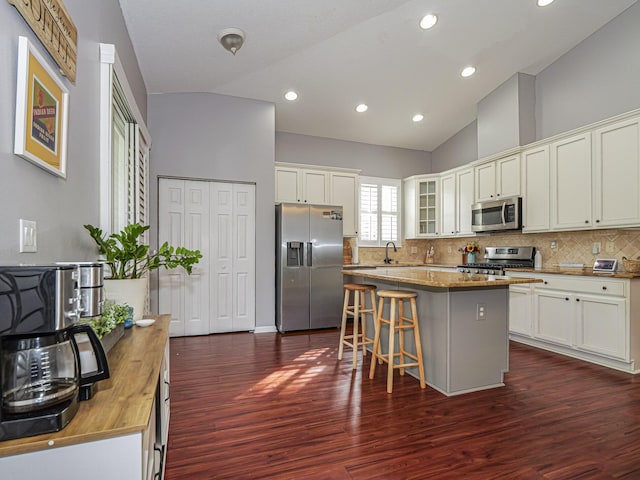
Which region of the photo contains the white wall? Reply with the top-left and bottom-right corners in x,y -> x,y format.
0,0 -> 146,263
276,132 -> 431,178
147,93 -> 275,329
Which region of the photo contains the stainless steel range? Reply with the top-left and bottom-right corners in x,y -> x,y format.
457,246 -> 535,276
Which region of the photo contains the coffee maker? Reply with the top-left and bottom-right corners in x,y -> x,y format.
0,265 -> 110,441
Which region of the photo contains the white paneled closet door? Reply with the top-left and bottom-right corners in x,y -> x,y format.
159,178 -> 255,336
159,179 -> 210,337
210,183 -> 255,333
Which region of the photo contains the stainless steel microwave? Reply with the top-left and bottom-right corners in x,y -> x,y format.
471,197 -> 522,233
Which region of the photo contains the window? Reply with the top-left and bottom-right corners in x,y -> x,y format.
359,176 -> 401,247
100,44 -> 150,236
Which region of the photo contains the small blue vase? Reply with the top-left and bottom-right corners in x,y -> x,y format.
467,252 -> 476,264
124,306 -> 134,329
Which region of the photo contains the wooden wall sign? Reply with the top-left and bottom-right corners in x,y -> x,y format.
7,0 -> 78,83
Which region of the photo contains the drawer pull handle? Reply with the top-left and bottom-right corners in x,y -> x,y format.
565,297 -> 569,301
602,286 -> 607,290
576,298 -> 580,302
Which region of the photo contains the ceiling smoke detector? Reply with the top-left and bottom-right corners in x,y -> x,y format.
218,28 -> 246,56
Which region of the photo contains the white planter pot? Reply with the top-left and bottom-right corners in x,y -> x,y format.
103,278 -> 148,321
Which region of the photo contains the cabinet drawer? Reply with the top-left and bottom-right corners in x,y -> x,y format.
536,276 -> 625,296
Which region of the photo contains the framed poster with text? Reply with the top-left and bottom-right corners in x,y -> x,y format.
14,36 -> 69,178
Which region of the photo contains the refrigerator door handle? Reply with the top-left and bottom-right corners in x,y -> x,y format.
307,242 -> 313,266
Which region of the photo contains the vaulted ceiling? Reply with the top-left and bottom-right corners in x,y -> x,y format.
118,0 -> 637,151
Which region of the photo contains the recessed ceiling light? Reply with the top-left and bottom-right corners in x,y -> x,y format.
355,103 -> 368,113
461,66 -> 476,78
284,90 -> 298,101
419,14 -> 438,30
412,114 -> 424,123
537,0 -> 555,6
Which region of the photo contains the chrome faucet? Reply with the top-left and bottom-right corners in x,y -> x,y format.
384,241 -> 397,264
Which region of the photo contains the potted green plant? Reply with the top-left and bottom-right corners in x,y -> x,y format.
84,223 -> 202,319
86,300 -> 131,352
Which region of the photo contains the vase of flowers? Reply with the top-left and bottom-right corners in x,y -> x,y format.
465,241 -> 481,263
459,242 -> 481,264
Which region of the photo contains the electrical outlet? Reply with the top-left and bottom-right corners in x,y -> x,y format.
447,246 -> 452,254
410,246 -> 418,254
550,240 -> 557,249
476,303 -> 486,321
19,219 -> 37,253
592,242 -> 601,254
606,241 -> 615,253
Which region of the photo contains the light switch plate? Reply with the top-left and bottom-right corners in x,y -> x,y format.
19,219 -> 37,253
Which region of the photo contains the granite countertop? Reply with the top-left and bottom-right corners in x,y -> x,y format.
343,262 -> 458,269
0,315 -> 170,457
506,266 -> 640,279
343,267 -> 543,288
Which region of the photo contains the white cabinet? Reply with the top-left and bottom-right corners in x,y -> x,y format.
439,167 -> 474,237
533,288 -> 575,346
404,175 -> 439,238
474,154 -> 520,202
576,293 -> 627,360
508,285 -> 533,336
522,145 -> 550,232
275,163 -> 360,236
593,117 -> 640,227
509,272 -> 634,371
330,172 -> 358,236
457,167 -> 475,236
550,132 -> 593,230
275,166 -> 329,204
275,166 -> 301,203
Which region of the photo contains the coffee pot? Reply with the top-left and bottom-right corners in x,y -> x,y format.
0,323 -> 109,441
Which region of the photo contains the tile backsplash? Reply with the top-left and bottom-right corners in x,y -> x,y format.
347,229 -> 640,270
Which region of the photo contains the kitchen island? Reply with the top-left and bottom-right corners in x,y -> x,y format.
343,268 -> 541,396
0,315 -> 170,480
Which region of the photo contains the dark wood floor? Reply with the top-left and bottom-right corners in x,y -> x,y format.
165,329 -> 640,479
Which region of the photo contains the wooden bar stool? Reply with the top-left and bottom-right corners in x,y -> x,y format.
369,290 -> 426,393
338,283 -> 377,369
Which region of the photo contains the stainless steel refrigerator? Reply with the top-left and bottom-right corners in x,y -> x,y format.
276,203 -> 344,332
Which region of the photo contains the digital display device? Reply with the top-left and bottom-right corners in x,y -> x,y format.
593,258 -> 617,273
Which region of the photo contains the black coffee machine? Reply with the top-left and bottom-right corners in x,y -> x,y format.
0,265 -> 110,441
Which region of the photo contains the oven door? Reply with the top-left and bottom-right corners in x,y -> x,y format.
471,197 -> 521,232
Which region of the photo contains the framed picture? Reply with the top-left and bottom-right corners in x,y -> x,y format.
14,36 -> 69,178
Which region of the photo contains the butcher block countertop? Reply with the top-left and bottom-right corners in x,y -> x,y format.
343,267 -> 543,288
0,315 -> 170,458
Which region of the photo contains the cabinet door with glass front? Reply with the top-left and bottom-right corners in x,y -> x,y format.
418,178 -> 439,236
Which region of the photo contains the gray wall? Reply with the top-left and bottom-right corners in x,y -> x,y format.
477,73 -> 535,159
147,93 -> 275,329
0,0 -> 146,263
431,2 -> 640,171
536,2 -> 640,140
431,121 -> 478,173
276,132 -> 431,178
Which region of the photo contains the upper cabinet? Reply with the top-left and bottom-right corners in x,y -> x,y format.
521,145 -> 550,233
404,175 -> 440,238
275,166 -> 330,204
275,162 -> 360,236
474,154 -> 521,203
440,167 -> 474,237
330,172 -> 359,237
550,132 -> 593,230
592,117 -> 640,228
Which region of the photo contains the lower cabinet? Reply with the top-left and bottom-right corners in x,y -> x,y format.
508,273 -> 635,372
0,338 -> 171,480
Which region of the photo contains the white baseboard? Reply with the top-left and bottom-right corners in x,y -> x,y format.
253,326 -> 278,334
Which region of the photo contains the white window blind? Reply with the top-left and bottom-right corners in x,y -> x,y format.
100,43 -> 151,239
359,177 -> 401,247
